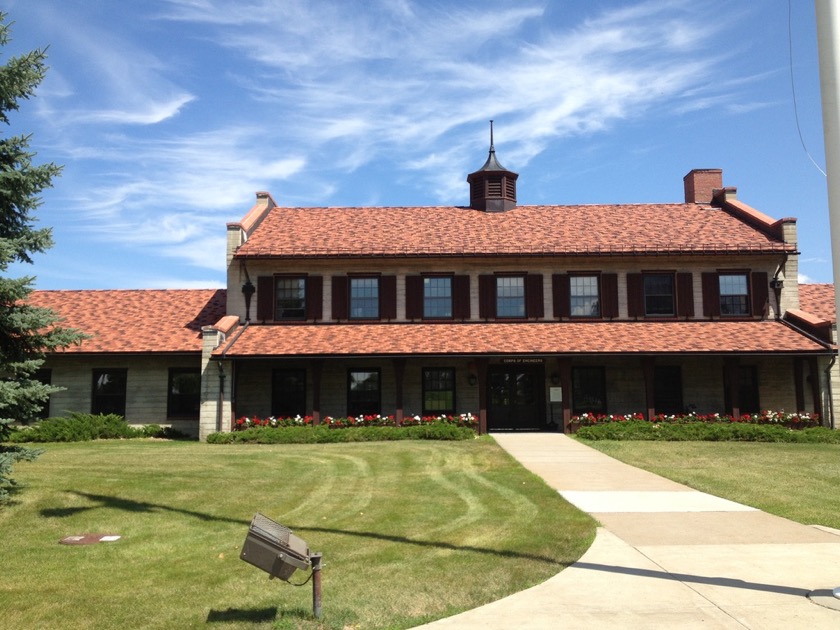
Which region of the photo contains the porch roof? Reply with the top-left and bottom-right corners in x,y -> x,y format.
214,320 -> 830,358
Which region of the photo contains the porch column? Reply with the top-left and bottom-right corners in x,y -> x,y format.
311,360 -> 324,426
393,358 -> 406,424
724,357 -> 741,419
794,358 -> 806,412
809,357 -> 823,418
557,358 -> 572,432
642,357 -> 655,421
477,359 -> 488,434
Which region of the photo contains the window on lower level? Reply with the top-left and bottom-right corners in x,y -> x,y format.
572,366 -> 607,415
654,366 -> 683,415
167,368 -> 200,419
92,368 -> 127,417
422,368 -> 455,416
272,369 -> 307,419
347,369 -> 381,417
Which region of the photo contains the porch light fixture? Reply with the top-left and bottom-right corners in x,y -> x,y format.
468,374 -> 477,386
769,278 -> 784,290
550,373 -> 561,385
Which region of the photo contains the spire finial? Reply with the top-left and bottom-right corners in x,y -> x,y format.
489,120 -> 495,151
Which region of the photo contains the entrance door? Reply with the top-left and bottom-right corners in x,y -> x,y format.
488,365 -> 545,431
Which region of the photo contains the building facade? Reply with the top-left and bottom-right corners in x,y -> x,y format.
30,144 -> 838,440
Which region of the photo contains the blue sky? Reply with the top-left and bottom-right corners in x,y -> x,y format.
3,0 -> 834,289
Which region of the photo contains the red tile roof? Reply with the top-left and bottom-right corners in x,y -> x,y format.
234,203 -> 793,259
214,321 -> 829,358
28,289 -> 227,354
799,284 -> 836,323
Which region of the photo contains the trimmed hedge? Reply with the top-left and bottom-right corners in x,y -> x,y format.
7,413 -> 187,443
576,420 -> 840,443
207,423 -> 477,444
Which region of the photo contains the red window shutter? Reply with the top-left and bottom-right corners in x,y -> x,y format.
306,275 -> 323,320
478,275 -> 496,319
526,274 -> 544,319
552,274 -> 570,319
256,276 -> 274,321
331,276 -> 348,320
453,275 -> 471,320
380,276 -> 397,320
601,273 -> 618,319
701,272 -> 720,317
626,273 -> 643,318
751,271 -> 769,318
405,275 -> 423,319
676,273 -> 694,318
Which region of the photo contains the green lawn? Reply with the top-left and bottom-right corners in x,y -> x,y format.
0,438 -> 595,630
584,440 -> 840,529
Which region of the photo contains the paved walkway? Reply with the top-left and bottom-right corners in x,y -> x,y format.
414,433 -> 840,629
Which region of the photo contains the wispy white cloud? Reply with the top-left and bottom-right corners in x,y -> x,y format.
22,0 -> 769,283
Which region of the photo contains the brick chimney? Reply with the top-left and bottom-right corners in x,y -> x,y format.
683,169 -> 722,204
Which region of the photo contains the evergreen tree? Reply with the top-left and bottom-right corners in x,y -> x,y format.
0,13 -> 87,502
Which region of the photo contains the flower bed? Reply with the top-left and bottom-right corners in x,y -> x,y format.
571,410 -> 820,429
233,413 -> 478,431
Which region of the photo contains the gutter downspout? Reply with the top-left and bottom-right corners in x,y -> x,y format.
216,360 -> 225,433
825,354 -> 836,429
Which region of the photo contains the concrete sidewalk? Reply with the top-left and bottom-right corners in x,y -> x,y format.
414,433 -> 840,629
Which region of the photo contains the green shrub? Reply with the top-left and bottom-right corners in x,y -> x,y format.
206,423 -> 476,444
576,420 -> 840,443
5,413 -> 190,443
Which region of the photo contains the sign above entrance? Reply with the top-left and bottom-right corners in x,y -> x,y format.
501,358 -> 544,364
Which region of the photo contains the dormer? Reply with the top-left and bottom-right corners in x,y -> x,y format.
467,121 -> 518,212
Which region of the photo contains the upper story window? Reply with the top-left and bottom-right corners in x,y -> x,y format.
553,273 -> 618,320
570,275 -> 600,318
496,276 -> 526,318
332,275 -> 396,321
479,273 -> 543,320
424,277 -> 452,318
701,270 -> 767,319
275,277 -> 306,320
406,274 -> 469,320
719,273 -> 749,316
350,277 -> 379,319
643,273 -> 675,317
628,272 -> 693,319
257,275 -> 322,322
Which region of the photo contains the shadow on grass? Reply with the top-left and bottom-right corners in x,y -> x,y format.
40,491 -> 571,566
41,491 -> 250,526
206,607 -> 277,623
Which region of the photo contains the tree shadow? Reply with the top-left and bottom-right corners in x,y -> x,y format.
40,490 -> 567,566
574,562 -> 810,597
205,607 -> 277,623
40,490 -> 250,526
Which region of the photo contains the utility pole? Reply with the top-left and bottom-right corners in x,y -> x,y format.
814,0 -> 840,599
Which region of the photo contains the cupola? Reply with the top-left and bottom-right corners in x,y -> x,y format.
467,120 -> 518,212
